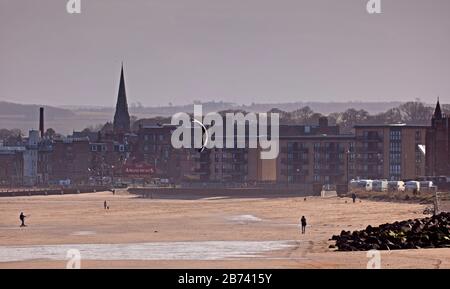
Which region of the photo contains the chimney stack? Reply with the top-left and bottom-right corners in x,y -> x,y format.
39,107 -> 44,138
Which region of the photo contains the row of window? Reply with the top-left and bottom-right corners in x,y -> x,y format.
287,175 -> 336,183
287,142 -> 348,150
214,164 -> 247,171
389,142 -> 401,152
389,165 -> 401,175
214,153 -> 246,159
143,134 -> 165,142
389,152 -> 401,164
91,144 -> 126,152
390,130 -> 401,141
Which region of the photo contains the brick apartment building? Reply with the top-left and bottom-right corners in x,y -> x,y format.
0,147 -> 24,186
246,119 -> 353,194
353,124 -> 427,181
49,138 -> 91,184
89,139 -> 131,182
133,124 -> 181,180
276,135 -> 353,193
132,124 -> 253,183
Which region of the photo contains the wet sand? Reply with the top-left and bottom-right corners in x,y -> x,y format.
0,191 -> 449,269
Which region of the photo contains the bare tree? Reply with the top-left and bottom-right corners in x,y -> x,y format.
373,107 -> 403,124
338,109 -> 370,132
290,106 -> 314,124
44,128 -> 56,139
399,100 -> 433,124
442,104 -> 450,116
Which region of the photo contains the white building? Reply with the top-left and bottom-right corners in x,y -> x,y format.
23,130 -> 39,186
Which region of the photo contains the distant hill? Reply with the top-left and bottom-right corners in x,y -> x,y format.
66,100 -> 406,116
0,101 -> 84,134
0,101 -> 75,119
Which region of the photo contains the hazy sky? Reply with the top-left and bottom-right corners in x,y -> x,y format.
0,0 -> 449,107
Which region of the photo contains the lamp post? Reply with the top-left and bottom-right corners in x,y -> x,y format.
346,149 -> 351,193
87,168 -> 92,185
111,165 -> 115,187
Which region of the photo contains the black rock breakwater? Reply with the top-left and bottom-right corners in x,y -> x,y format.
331,212 -> 450,251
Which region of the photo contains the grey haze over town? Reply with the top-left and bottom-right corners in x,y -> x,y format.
1,0 -> 449,109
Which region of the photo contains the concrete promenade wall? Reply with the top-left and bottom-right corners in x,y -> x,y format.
0,186 -> 109,198
128,187 -> 317,199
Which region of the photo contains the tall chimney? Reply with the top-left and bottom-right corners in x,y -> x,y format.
39,107 -> 44,138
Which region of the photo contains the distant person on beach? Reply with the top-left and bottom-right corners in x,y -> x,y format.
300,216 -> 307,234
104,200 -> 107,210
19,212 -> 27,227
351,193 -> 357,203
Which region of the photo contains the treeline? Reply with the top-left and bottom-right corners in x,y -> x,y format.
0,128 -> 58,145
1,100 -> 448,138
270,101 -> 449,133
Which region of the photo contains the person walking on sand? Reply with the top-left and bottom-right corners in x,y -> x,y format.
300,216 -> 307,234
19,212 -> 27,227
351,193 -> 357,203
104,200 -> 107,210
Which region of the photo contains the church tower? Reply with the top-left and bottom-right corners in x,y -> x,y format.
426,98 -> 450,176
113,64 -> 131,133
432,98 -> 443,125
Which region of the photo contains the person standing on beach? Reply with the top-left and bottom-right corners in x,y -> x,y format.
351,193 -> 357,203
300,216 -> 307,234
19,212 -> 27,227
104,200 -> 108,210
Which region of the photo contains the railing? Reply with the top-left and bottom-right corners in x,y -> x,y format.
355,158 -> 383,164
355,147 -> 383,153
435,191 -> 450,214
280,169 -> 309,176
313,170 -> 345,176
281,158 -> 310,165
356,135 -> 383,141
281,147 -> 309,153
313,147 -> 346,153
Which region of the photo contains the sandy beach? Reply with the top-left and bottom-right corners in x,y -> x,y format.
0,191 -> 449,269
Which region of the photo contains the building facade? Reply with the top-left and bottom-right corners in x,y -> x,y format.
244,119 -> 353,194
133,125 -> 180,180
49,138 -> 91,185
353,124 -> 427,181
0,147 -> 24,186
426,100 -> 450,176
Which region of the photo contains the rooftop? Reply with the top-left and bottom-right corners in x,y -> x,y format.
354,123 -> 430,128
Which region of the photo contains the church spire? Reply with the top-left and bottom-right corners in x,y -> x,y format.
113,63 -> 131,133
433,97 -> 443,120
